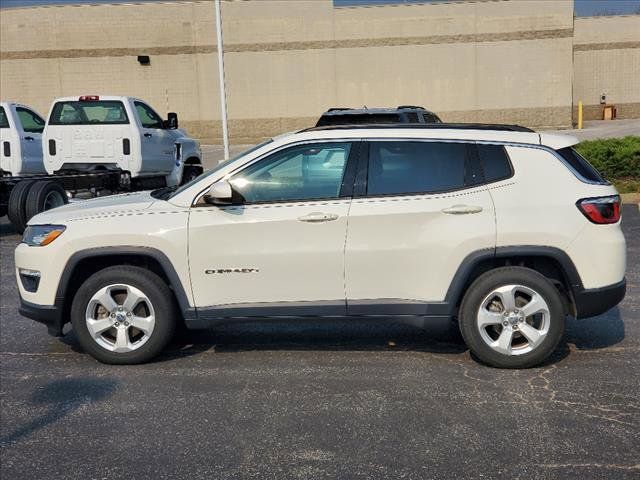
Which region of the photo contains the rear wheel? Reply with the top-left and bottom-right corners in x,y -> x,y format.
71,266 -> 176,364
7,179 -> 36,234
25,180 -> 68,223
459,267 -> 565,369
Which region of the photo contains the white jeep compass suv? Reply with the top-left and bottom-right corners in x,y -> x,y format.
15,124 -> 626,368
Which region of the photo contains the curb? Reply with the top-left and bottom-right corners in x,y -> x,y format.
621,193 -> 639,205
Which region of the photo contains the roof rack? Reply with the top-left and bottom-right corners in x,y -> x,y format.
301,123 -> 535,133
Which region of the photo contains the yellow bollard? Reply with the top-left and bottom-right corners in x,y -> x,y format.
578,100 -> 583,129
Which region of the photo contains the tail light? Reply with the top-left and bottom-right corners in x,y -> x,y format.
79,95 -> 99,101
577,195 -> 621,224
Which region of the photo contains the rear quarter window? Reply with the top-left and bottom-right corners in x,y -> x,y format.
555,147 -> 607,184
49,101 -> 129,125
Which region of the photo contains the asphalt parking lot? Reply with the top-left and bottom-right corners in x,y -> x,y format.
0,205 -> 638,480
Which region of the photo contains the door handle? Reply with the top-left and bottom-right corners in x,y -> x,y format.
441,204 -> 483,215
24,136 -> 34,141
144,133 -> 153,138
298,212 -> 339,223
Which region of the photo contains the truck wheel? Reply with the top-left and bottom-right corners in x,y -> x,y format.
458,267 -> 565,369
25,180 -> 68,223
180,164 -> 202,185
71,266 -> 176,364
7,179 -> 36,234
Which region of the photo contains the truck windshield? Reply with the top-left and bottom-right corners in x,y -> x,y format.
49,101 -> 130,125
0,107 -> 8,128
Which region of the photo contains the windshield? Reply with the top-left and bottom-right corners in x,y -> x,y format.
154,140 -> 274,200
49,100 -> 129,125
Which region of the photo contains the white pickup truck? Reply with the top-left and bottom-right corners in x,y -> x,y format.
0,101 -> 47,177
43,95 -> 202,188
1,96 -> 204,232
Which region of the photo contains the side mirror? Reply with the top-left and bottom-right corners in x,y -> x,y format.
204,180 -> 233,205
167,112 -> 178,129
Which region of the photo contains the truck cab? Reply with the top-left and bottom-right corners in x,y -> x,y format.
0,101 -> 47,177
43,96 -> 202,187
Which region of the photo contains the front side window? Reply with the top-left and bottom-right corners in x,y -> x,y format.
230,142 -> 351,203
0,107 -> 9,128
366,141 -> 472,196
49,101 -> 129,125
16,107 -> 45,133
134,101 -> 164,129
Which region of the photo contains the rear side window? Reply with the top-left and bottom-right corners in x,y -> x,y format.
49,101 -> 129,125
0,107 -> 8,128
422,113 -> 441,123
476,144 -> 512,182
556,147 -> 606,184
16,107 -> 45,134
366,141 -> 474,195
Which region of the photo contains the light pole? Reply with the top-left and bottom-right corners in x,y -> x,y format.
215,0 -> 229,160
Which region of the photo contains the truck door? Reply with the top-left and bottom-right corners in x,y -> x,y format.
15,106 -> 46,174
134,101 -> 174,175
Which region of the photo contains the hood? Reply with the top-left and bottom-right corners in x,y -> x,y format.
28,190 -> 156,226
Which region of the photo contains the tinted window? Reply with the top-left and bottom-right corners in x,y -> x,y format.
0,107 -> 8,128
367,141 -> 471,195
230,142 -> 351,203
556,147 -> 606,183
135,101 -> 164,129
16,107 -> 45,133
477,144 -> 512,182
49,101 -> 129,125
316,113 -> 401,126
405,112 -> 419,123
422,113 -> 441,123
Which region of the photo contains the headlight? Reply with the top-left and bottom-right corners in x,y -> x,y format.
22,225 -> 66,247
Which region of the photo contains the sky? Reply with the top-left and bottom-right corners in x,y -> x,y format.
0,0 -> 639,16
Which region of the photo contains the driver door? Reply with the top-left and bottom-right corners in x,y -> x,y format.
188,141 -> 359,316
134,101 -> 173,174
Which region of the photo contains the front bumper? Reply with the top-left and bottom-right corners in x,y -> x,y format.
574,278 -> 626,319
19,299 -> 64,337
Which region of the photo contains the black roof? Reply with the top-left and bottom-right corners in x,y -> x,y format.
302,123 -> 535,133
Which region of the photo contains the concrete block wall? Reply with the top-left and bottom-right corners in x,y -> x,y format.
1,0 -> 636,144
573,15 -> 640,121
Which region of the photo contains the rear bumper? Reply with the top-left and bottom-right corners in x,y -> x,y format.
574,278 -> 626,319
19,299 -> 64,337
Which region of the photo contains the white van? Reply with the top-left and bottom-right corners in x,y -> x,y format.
0,101 -> 47,177
43,96 -> 202,186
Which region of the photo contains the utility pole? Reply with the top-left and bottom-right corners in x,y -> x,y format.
215,0 -> 229,160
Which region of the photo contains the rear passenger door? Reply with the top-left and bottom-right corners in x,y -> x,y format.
345,140 -> 508,314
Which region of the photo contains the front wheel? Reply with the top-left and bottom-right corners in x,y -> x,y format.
71,266 -> 176,364
458,267 -> 565,369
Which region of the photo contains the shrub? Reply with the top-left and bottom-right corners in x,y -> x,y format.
574,136 -> 640,180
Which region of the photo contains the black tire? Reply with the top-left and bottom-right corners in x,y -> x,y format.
25,180 -> 68,223
71,266 -> 176,364
180,164 -> 202,185
458,266 -> 565,369
7,179 -> 36,234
